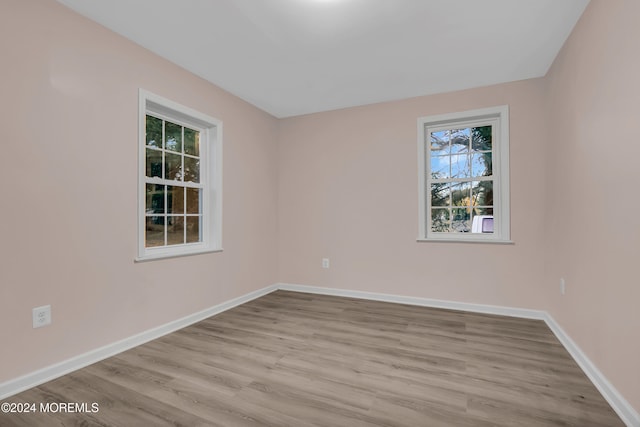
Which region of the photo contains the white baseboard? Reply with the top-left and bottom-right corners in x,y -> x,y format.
276,283 -> 639,427
542,313 -> 640,427
277,283 -> 544,319
0,284 -> 278,401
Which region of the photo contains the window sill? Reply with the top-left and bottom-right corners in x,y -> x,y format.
416,238 -> 514,245
135,248 -> 223,263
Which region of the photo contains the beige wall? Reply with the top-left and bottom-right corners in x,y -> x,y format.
0,0 -> 279,382
543,0 -> 640,411
278,79 -> 549,308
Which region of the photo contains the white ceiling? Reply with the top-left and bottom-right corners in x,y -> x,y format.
56,0 -> 589,118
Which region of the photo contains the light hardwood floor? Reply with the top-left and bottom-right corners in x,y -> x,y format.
0,291 -> 624,426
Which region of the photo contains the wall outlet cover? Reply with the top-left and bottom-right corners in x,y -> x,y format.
32,305 -> 52,328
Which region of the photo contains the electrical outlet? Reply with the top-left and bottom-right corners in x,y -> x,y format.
322,258 -> 330,269
32,305 -> 51,328
560,278 -> 566,295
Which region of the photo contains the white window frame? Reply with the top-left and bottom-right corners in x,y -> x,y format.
137,89 -> 223,261
417,105 -> 511,243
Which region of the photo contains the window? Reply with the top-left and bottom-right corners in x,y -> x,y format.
418,105 -> 510,243
138,90 -> 222,261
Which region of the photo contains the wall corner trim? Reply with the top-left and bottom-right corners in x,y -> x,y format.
276,283 -> 640,427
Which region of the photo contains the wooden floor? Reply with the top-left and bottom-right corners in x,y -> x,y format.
0,291 -> 624,426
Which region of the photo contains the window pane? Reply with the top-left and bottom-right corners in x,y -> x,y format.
472,181 -> 493,206
450,128 -> 470,154
167,185 -> 184,214
431,208 -> 450,232
186,188 -> 201,214
471,153 -> 492,177
146,115 -> 163,148
473,207 -> 494,216
430,130 -> 449,154
184,128 -> 200,156
430,183 -> 450,207
167,216 -> 184,245
430,155 -> 450,179
145,216 -> 164,247
146,184 -> 165,214
451,182 -> 471,207
451,208 -> 471,233
165,152 -> 182,181
183,157 -> 200,183
472,126 -> 492,152
186,216 -> 201,243
473,206 -> 493,218
165,122 -> 182,152
451,154 -> 470,178
146,148 -> 162,178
